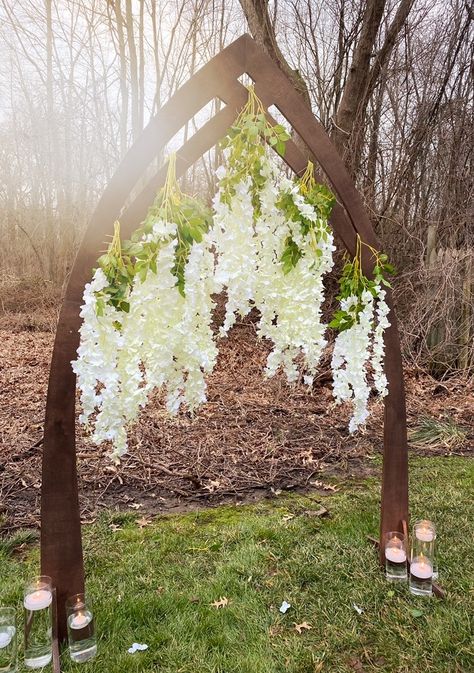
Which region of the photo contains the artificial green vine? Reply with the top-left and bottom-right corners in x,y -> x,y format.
219,87 -> 337,275
329,234 -> 395,332
278,161 -> 335,274
94,154 -> 211,315
219,85 -> 291,217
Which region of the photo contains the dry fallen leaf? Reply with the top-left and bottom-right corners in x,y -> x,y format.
310,480 -> 340,492
130,502 -> 143,510
109,523 -> 122,532
282,514 -> 295,522
136,516 -> 152,528
210,596 -> 229,609
294,621 -> 312,634
204,479 -> 221,492
347,657 -> 365,672
305,507 -> 329,518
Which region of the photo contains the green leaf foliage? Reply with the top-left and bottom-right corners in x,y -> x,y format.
94,158 -> 211,316
329,235 -> 395,333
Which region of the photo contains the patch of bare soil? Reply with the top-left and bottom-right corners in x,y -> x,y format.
0,306 -> 472,532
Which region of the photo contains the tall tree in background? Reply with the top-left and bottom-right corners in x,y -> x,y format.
238,0 -> 415,172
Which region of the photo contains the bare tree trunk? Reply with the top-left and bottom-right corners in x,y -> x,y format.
333,0 -> 415,171
238,0 -> 311,107
45,0 -> 56,280
331,0 -> 387,159
125,0 -> 140,141
111,0 -> 129,156
138,0 -> 145,132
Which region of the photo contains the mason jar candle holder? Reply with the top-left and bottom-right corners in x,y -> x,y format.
66,594 -> 97,663
0,607 -> 17,673
23,576 -> 53,669
385,531 -> 407,581
414,519 -> 438,579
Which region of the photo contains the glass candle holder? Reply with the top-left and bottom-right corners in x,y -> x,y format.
66,594 -> 97,663
385,531 -> 407,581
414,519 -> 438,579
0,607 -> 17,673
23,576 -> 53,669
409,554 -> 433,596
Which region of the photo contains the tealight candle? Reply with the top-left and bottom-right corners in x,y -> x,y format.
415,521 -> 435,543
69,612 -> 90,630
385,546 -> 407,564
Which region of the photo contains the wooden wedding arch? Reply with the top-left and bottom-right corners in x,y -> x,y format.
41,34 -> 409,640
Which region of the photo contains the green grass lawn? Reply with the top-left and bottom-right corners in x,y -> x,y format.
1,456 -> 473,672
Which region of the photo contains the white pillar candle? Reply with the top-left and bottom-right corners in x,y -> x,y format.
411,557 -> 433,579
24,588 -> 52,611
385,547 -> 407,563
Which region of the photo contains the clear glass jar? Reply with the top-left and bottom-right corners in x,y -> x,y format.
385,531 -> 407,581
413,519 -> 438,579
23,576 -> 52,669
0,607 -> 17,673
66,594 -> 97,663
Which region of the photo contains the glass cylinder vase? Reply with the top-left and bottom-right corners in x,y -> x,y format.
66,594 -> 97,663
0,607 -> 17,673
409,531 -> 434,596
23,576 -> 53,669
413,519 -> 438,579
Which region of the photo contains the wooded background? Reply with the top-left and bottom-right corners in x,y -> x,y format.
0,0 -> 472,374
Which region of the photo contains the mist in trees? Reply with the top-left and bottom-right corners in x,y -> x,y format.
0,0 -> 472,373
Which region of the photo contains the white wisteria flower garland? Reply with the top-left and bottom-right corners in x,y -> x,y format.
72,89 -> 394,460
73,158 -> 218,461
213,88 -> 336,385
330,236 -> 393,432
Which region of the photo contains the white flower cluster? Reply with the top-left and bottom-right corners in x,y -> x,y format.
74,145 -> 391,459
214,157 -> 335,385
72,268 -> 129,456
213,174 -> 257,333
73,221 -> 218,461
331,287 -> 391,432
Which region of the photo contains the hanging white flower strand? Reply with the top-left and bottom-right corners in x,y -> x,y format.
254,163 -> 336,385
73,155 -> 218,461
212,86 -> 286,332
214,86 -> 336,384
330,235 -> 393,432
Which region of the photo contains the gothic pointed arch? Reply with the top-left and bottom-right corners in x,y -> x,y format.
41,34 -> 408,638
